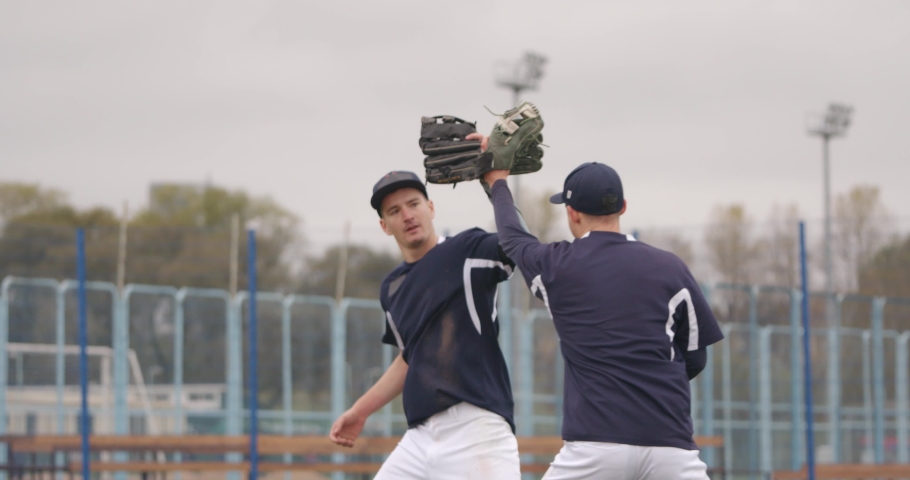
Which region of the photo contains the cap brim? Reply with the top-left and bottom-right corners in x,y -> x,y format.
549,192 -> 565,204
371,180 -> 427,210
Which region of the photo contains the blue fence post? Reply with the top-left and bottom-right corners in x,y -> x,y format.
871,297 -> 886,463
77,229 -> 91,480
174,289 -> 186,478
827,295 -> 843,463
897,332 -> 910,463
861,331 -> 874,463
55,283 -> 66,480
721,323 -> 734,475
799,221 -> 816,480
281,295 -> 294,478
332,300 -> 349,480
518,311 -> 535,436
227,292 -> 245,480
55,283 -> 67,428
699,284 -> 716,468
759,326 -> 773,473
0,280 -> 9,480
790,289 -> 804,469
114,285 -> 129,437
112,280 -> 129,480
748,285 -> 759,478
247,230 -> 259,480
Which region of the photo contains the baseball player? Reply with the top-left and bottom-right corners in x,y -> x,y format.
329,170 -> 521,479
481,161 -> 724,480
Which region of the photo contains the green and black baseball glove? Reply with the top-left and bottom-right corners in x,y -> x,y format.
420,102 -> 545,185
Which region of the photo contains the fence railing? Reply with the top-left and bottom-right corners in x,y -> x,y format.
3,275 -> 910,474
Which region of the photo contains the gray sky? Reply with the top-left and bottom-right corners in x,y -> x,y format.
3,1 -> 909,251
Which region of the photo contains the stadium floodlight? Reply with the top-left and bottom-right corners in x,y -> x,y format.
806,103 -> 854,329
807,103 -> 854,139
493,51 -> 548,201
495,51 -> 548,105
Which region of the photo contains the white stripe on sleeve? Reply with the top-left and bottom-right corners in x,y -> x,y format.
666,288 -> 699,360
463,258 -> 513,334
385,311 -> 405,350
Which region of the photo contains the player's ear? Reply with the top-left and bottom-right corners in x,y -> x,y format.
379,218 -> 392,236
566,206 -> 580,224
427,199 -> 435,219
619,200 -> 627,216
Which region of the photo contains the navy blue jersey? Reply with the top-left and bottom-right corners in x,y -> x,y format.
380,228 -> 516,431
490,181 -> 724,450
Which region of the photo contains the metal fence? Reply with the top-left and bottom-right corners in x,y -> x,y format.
3,275 -> 910,475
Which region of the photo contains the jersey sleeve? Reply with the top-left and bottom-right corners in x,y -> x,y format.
381,310 -> 405,350
489,180 -> 555,289
672,262 -> 724,351
379,284 -> 405,351
465,230 -> 516,284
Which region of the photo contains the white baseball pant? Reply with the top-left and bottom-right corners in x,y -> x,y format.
373,402 -> 520,480
542,441 -> 709,480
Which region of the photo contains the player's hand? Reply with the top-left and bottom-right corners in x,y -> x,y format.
467,132 -> 509,185
329,409 -> 367,448
483,169 -> 509,186
465,132 -> 489,152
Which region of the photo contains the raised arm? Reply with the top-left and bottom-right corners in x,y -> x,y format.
484,172 -> 553,288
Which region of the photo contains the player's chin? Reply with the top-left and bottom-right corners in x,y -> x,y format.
402,226 -> 423,242
402,231 -> 429,248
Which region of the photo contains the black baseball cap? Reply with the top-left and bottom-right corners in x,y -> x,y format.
370,170 -> 428,214
549,162 -> 624,216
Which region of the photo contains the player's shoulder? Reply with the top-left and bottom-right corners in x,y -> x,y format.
452,227 -> 492,240
444,227 -> 495,247
629,239 -> 691,272
381,261 -> 410,286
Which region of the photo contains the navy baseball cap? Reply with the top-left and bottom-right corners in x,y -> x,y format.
549,162 -> 624,216
370,170 -> 428,214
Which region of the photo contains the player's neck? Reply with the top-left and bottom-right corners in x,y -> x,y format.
583,220 -> 621,235
399,232 -> 439,263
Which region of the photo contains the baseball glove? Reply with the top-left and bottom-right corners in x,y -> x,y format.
420,115 -> 484,185
421,103 -> 545,185
479,102 -> 544,175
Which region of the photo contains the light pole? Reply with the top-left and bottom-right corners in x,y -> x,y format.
806,103 -> 853,325
495,51 -> 547,315
495,51 -> 547,214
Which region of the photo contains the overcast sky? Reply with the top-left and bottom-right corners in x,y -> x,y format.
2,1 -> 908,251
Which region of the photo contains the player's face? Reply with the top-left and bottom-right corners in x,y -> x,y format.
379,188 -> 435,248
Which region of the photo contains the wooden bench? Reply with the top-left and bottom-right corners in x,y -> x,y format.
773,464 -> 910,479
4,434 -> 725,476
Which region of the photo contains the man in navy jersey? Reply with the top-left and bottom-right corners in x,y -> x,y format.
480,161 -> 724,480
329,170 -> 521,479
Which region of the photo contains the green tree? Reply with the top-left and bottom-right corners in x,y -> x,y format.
704,204 -> 764,326
858,234 -> 910,299
128,183 -> 303,291
0,182 -> 68,224
705,204 -> 762,287
762,203 -> 801,289
0,205 -> 120,280
832,185 -> 892,292
300,244 -> 400,300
